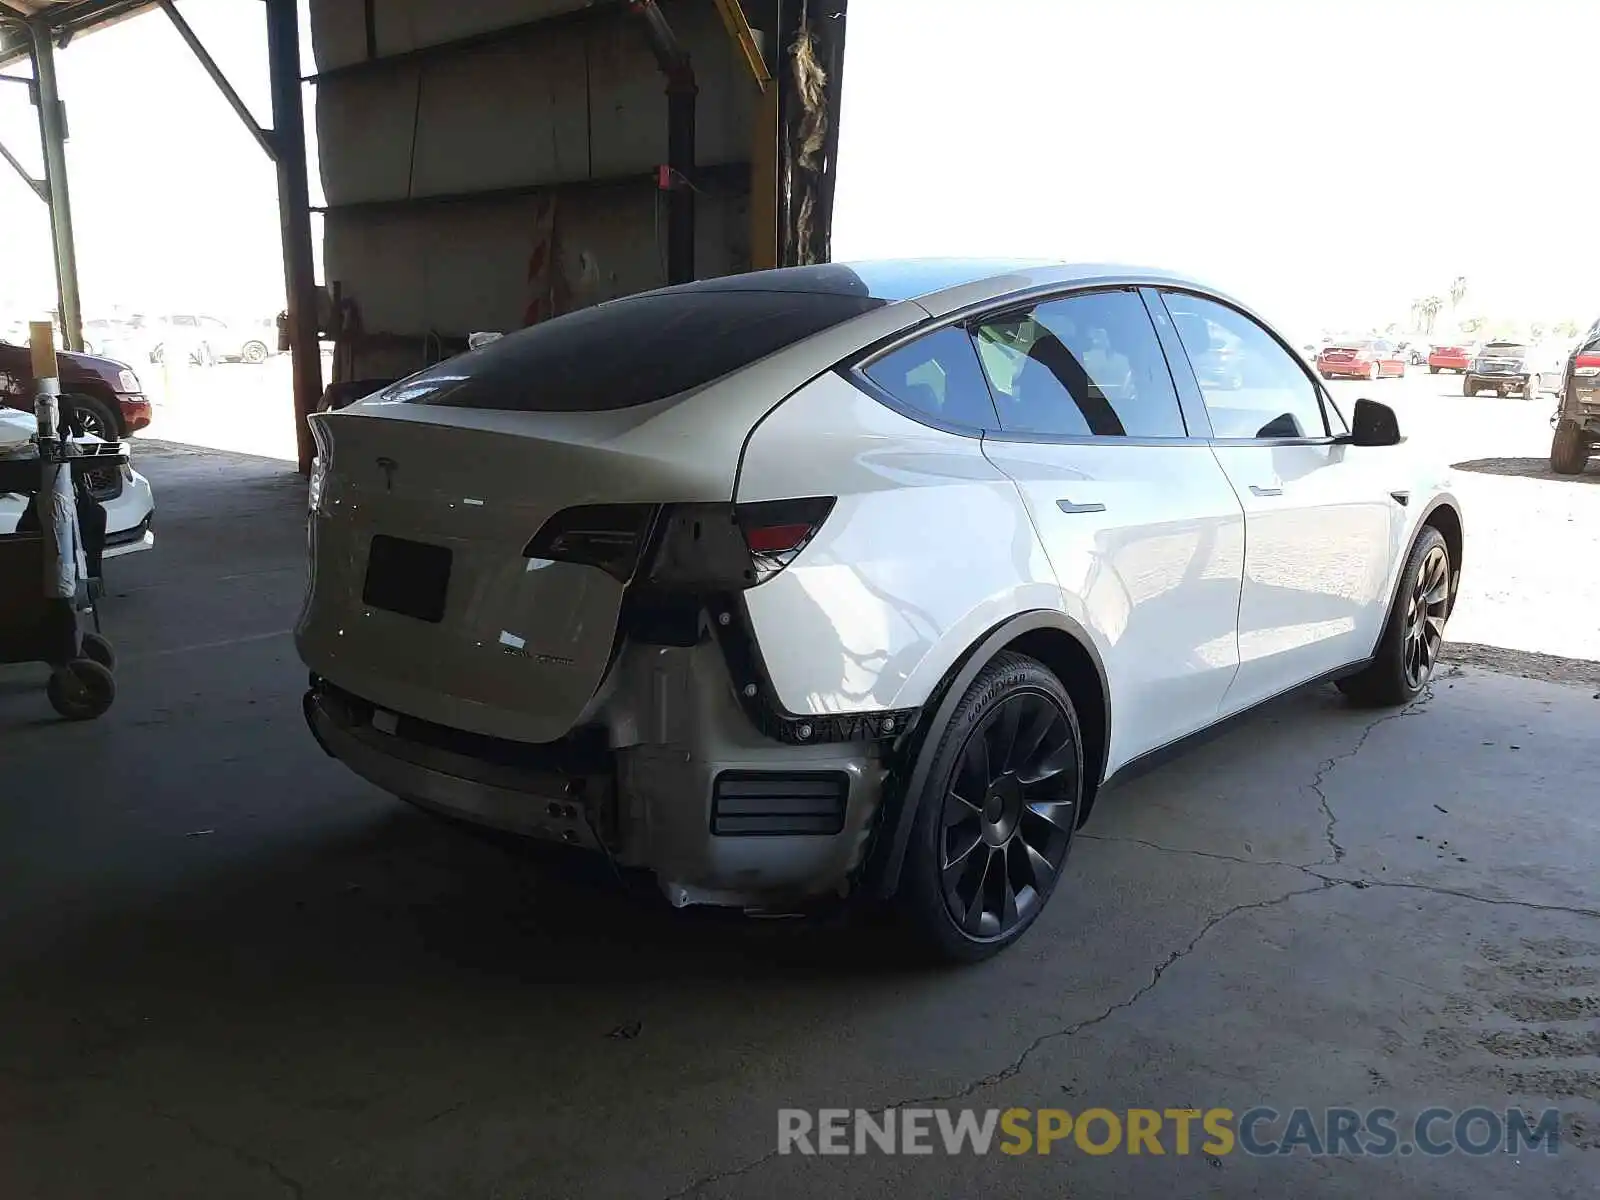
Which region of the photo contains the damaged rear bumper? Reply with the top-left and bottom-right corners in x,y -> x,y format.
303,636 -> 892,908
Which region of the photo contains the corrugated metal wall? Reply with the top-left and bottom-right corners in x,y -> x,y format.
307,0 -> 762,379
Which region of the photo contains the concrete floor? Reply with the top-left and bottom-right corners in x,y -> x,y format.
1,442 -> 1597,1199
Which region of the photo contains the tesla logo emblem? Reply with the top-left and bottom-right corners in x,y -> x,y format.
376,456 -> 397,490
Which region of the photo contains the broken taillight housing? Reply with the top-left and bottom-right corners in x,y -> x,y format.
735,497 -> 835,584
523,503 -> 659,582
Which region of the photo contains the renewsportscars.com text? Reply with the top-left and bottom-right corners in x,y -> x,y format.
777,1106 -> 1562,1157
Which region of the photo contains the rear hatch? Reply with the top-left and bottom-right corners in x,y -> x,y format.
296,283 -> 904,744
1477,342 -> 1527,371
301,402 -> 731,743
1322,344 -> 1362,361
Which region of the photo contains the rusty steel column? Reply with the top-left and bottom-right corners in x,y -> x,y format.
265,0 -> 322,475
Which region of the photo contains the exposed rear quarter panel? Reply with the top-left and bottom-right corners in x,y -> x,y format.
735,372 -> 1064,716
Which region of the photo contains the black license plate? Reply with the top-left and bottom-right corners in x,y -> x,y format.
363,535 -> 452,623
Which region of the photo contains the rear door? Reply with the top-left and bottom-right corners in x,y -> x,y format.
1159,290 -> 1399,713
972,288 -> 1246,770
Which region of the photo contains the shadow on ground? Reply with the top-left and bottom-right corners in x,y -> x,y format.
1451,456 -> 1598,483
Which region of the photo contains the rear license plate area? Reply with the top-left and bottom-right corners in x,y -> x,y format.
363,535 -> 452,623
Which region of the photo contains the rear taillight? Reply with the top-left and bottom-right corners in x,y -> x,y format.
646,497 -> 836,590
528,497 -> 835,589
524,503 -> 658,582
1576,353 -> 1600,377
736,497 -> 835,584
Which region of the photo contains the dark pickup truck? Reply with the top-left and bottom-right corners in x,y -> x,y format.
0,337 -> 152,441
1550,318 -> 1600,475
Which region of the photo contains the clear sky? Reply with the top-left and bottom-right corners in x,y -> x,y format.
1,0 -> 1595,338
834,0 -> 1600,342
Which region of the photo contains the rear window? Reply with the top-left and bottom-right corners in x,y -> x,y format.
389,290 -> 885,412
1483,342 -> 1528,356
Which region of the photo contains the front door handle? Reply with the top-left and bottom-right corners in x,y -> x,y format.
1248,485 -> 1283,498
1056,499 -> 1107,515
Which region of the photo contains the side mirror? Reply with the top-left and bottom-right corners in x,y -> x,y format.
1348,397 -> 1401,447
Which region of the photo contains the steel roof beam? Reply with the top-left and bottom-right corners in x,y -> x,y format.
157,0 -> 277,161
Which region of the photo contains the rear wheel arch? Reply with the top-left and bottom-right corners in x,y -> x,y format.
868,609 -> 1110,898
1421,500 -> 1463,603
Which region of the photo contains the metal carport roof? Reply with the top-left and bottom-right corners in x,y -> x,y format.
0,1 -> 156,65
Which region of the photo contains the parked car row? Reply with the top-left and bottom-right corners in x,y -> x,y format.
82,314 -> 277,368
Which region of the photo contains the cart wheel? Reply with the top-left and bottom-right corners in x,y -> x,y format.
81,631 -> 117,673
47,660 -> 116,721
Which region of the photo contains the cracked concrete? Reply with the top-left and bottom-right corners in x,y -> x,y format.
1,442 -> 1597,1200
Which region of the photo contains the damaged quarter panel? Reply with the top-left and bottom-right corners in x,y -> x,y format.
734,370 -> 1064,716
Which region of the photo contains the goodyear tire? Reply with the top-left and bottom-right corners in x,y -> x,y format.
898,652 -> 1082,963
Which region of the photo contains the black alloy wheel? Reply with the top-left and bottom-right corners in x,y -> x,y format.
938,689 -> 1076,939
899,652 -> 1083,962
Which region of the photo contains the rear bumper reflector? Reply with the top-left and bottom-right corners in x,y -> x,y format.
711,771 -> 849,836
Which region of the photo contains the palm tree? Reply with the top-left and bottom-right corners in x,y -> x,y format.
1450,276 -> 1468,312
1419,296 -> 1444,335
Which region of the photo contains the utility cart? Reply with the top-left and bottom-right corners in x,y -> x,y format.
0,325 -> 119,720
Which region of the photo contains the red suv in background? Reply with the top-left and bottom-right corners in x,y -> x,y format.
1428,342 -> 1475,373
0,336 -> 151,440
1316,338 -> 1407,380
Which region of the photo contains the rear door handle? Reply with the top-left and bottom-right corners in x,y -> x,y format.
1057,499 -> 1107,514
1248,485 -> 1283,498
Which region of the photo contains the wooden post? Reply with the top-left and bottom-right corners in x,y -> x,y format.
29,320 -> 59,440
29,319 -> 57,379
749,85 -> 779,272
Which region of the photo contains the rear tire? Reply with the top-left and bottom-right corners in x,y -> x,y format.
1550,419 -> 1591,475
1429,365 -> 1439,374
897,652 -> 1082,964
1338,526 -> 1451,707
1463,378 -> 1477,397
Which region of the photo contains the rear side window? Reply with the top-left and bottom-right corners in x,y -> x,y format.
392,290 -> 885,412
971,290 -> 1187,438
860,326 -> 1000,430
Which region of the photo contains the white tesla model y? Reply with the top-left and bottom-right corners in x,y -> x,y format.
298,261 -> 1462,960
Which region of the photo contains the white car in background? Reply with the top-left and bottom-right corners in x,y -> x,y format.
298,260 -> 1464,962
0,427 -> 155,558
